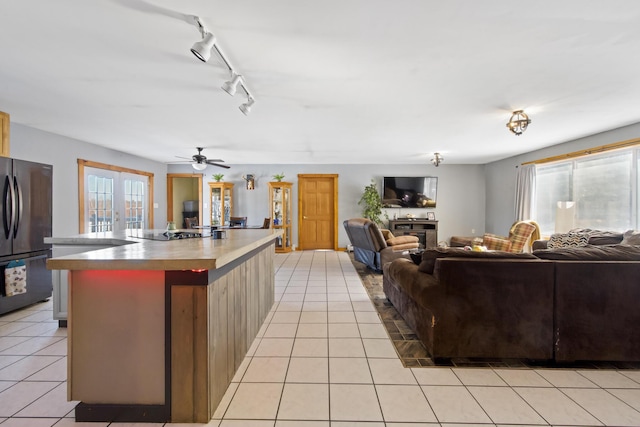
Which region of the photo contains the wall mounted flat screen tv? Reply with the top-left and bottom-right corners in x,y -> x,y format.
382,177 -> 437,208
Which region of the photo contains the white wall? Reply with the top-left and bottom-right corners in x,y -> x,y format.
169,163 -> 487,248
485,121 -> 640,233
16,119 -> 639,248
10,124 -> 168,237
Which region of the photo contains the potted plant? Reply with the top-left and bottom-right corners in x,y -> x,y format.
358,179 -> 388,226
272,173 -> 285,182
212,173 -> 224,182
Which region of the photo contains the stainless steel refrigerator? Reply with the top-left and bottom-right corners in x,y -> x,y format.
0,157 -> 53,315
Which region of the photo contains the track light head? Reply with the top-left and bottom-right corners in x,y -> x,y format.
222,73 -> 243,96
191,33 -> 216,62
240,97 -> 255,115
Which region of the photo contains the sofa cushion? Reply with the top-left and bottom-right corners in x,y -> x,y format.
585,229 -> 624,245
387,235 -> 419,246
621,229 -> 640,246
534,244 -> 640,260
417,247 -> 537,274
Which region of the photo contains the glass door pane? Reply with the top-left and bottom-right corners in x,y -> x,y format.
223,188 -> 231,226
84,167 -> 149,233
123,174 -> 147,230
87,172 -> 116,232
211,187 -> 222,225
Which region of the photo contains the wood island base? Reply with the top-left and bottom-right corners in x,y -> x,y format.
62,239 -> 276,423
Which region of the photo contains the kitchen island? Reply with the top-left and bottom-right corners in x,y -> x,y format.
47,228 -> 282,423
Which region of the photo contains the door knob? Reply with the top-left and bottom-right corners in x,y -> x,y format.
303,216 -> 308,219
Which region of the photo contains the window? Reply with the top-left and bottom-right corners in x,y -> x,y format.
535,148 -> 638,235
79,160 -> 154,233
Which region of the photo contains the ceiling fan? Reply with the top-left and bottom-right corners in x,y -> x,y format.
175,147 -> 230,170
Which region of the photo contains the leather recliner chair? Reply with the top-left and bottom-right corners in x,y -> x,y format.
344,218 -> 419,272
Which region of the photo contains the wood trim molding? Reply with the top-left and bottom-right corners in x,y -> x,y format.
0,111 -> 9,158
78,161 -> 85,233
522,137 -> 640,166
77,159 -> 155,233
78,159 -> 154,177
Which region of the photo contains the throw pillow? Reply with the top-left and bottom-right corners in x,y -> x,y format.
621,229 -> 640,246
547,232 -> 590,249
417,247 -> 537,274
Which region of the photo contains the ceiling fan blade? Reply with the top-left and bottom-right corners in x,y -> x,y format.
175,155 -> 192,160
206,160 -> 230,169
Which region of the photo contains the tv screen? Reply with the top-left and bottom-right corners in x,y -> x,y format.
382,177 -> 437,208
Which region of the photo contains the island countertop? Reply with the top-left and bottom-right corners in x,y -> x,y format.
46,228 -> 283,271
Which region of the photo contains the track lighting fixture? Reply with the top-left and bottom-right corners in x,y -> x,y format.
222,73 -> 243,96
191,33 -> 216,62
506,110 -> 531,136
239,97 -> 255,116
431,153 -> 444,167
190,16 -> 256,115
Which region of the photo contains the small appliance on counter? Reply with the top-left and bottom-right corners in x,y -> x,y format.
210,226 -> 226,239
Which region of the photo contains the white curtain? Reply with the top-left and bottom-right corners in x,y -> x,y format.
514,164 -> 536,221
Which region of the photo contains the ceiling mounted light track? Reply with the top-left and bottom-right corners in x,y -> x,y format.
506,110 -> 531,136
190,16 -> 256,115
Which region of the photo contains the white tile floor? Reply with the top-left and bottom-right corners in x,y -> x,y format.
1,250 -> 640,426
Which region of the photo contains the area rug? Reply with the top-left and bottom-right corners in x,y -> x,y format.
350,253 -> 640,369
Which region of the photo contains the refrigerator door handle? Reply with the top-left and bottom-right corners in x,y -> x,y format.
13,176 -> 22,238
3,175 -> 15,239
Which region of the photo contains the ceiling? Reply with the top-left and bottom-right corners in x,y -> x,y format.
2,1 -> 640,166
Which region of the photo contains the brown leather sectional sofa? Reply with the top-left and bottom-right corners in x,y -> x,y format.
383,245 -> 640,363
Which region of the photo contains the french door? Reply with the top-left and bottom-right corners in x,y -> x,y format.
79,160 -> 153,233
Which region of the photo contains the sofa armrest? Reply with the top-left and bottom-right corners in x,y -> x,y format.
532,239 -> 548,250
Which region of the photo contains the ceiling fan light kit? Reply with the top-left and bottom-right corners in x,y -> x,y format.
177,147 -> 230,170
191,16 -> 255,115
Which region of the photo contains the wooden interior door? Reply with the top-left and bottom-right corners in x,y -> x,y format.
298,174 -> 338,250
